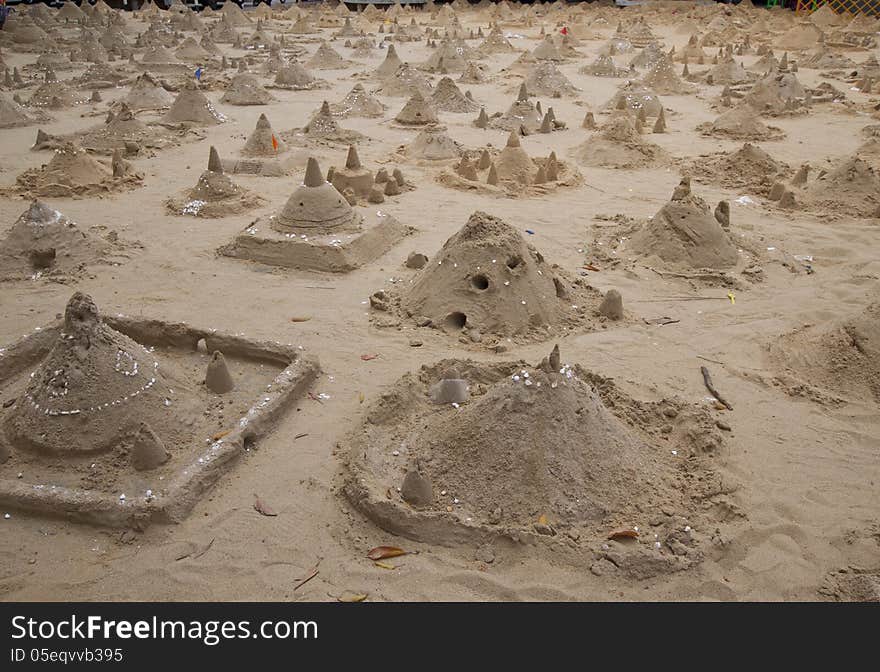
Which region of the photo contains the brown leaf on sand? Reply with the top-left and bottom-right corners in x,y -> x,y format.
253,494 -> 278,517
360,353 -> 379,361
212,429 -> 231,441
290,316 -> 312,323
366,546 -> 407,560
608,528 -> 639,540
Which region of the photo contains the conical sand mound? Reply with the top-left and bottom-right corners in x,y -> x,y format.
771,301 -> 880,403
122,73 -> 174,112
628,182 -> 739,270
331,83 -> 386,118
296,100 -> 364,143
306,41 -> 354,70
403,125 -> 461,161
16,142 -> 141,197
376,63 -> 433,98
698,105 -> 785,141
346,353 -> 722,558
397,211 -> 597,339
799,156 -> 880,218
0,201 -> 115,280
221,74 -> 275,105
639,55 -> 694,95
431,76 -> 479,113
490,86 -> 542,132
0,93 -> 45,129
523,61 -> 579,97
706,58 -> 750,85
78,104 -> 174,155
395,91 -> 439,126
581,54 -> 628,78
686,142 -> 792,195
272,157 -> 361,234
2,292 -> 189,455
375,44 -> 403,79
604,83 -> 664,117
572,115 -> 669,169
743,72 -> 806,114
161,84 -> 225,125
242,113 -> 286,157
272,62 -> 326,91
495,131 -> 535,185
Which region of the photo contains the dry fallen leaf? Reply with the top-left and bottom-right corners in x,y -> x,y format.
608,528 -> 639,540
366,546 -> 407,561
338,593 -> 368,603
290,316 -> 312,323
253,495 -> 278,517
373,561 -> 397,570
212,429 -> 231,441
360,354 -> 379,361
358,391 -> 365,404
538,514 -> 549,526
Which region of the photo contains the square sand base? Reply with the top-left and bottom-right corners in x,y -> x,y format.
0,315 -> 320,528
218,211 -> 413,273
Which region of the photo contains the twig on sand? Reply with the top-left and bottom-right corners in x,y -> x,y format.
648,266 -> 731,282
294,561 -> 321,592
701,366 -> 733,410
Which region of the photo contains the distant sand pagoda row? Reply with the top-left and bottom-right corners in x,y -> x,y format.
0,292 -> 319,527
485,84 -> 566,134
369,211 -> 611,349
572,113 -> 669,170
219,157 -> 411,273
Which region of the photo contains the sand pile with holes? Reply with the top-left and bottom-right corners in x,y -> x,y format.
770,300 -> 880,403
0,201 -> 117,280
386,211 -> 602,342
403,125 -> 462,162
122,73 -> 175,112
2,292 -> 194,456
797,156 -> 880,218
14,143 -> 142,198
221,74 -> 275,106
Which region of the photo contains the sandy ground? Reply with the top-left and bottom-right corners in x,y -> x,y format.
0,2 -> 878,601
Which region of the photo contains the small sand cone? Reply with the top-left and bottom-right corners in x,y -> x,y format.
582,111 -> 596,130
304,156 -> 325,187
768,181 -> 785,201
111,149 -> 127,178
207,145 -> 223,173
205,351 -> 235,394
401,468 -> 433,507
780,52 -> 788,70
129,422 -> 171,472
326,166 -> 335,183
384,178 -> 401,196
536,100 -> 543,116
546,153 -> 559,181
91,90 -> 102,103
549,344 -> 560,371
345,145 -> 362,170
671,177 -> 691,201
653,108 -> 667,133
636,106 -> 647,125
477,149 -> 491,170
506,130 -> 520,148
715,200 -> 730,229
539,111 -> 552,134
791,163 -> 810,186
458,157 -> 478,181
430,367 -> 469,404
486,162 -> 499,186
368,185 -> 385,203
682,63 -> 690,77
392,168 -> 405,187
599,289 -> 624,320
375,168 -> 389,184
534,164 -> 547,184
778,189 -> 797,209
475,107 -> 489,129
517,82 -> 529,102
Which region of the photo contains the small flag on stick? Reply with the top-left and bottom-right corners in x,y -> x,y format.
271,134 -> 278,152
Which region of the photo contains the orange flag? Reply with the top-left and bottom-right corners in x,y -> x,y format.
271,134 -> 278,152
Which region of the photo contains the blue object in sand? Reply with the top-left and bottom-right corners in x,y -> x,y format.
525,229 -> 535,235
195,67 -> 203,81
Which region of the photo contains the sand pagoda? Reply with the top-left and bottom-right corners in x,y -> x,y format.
572,115 -> 668,170
219,158 -> 409,273
698,105 -> 785,141
388,211 -> 600,341
78,104 -> 176,155
686,143 -> 792,196
2,292 -> 188,458
331,83 -> 386,118
628,179 -> 739,270
1,93 -> 47,129
221,74 -> 275,105
166,146 -> 262,217
272,62 -> 326,91
241,113 -> 286,158
490,83 -> 543,133
293,100 -> 364,144
0,201 -> 119,280
431,77 -> 479,113
306,41 -> 355,70
374,43 -> 403,79
403,125 -> 462,162
788,156 -> 880,218
523,61 -> 579,98
395,91 -> 440,126
639,55 -> 694,95
161,83 -> 225,125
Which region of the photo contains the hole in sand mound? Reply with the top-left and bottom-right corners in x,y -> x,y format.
506,255 -> 523,271
471,274 -> 489,291
444,312 -> 467,330
29,248 -> 56,270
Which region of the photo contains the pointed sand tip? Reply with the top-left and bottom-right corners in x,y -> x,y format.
304,157 -> 324,187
